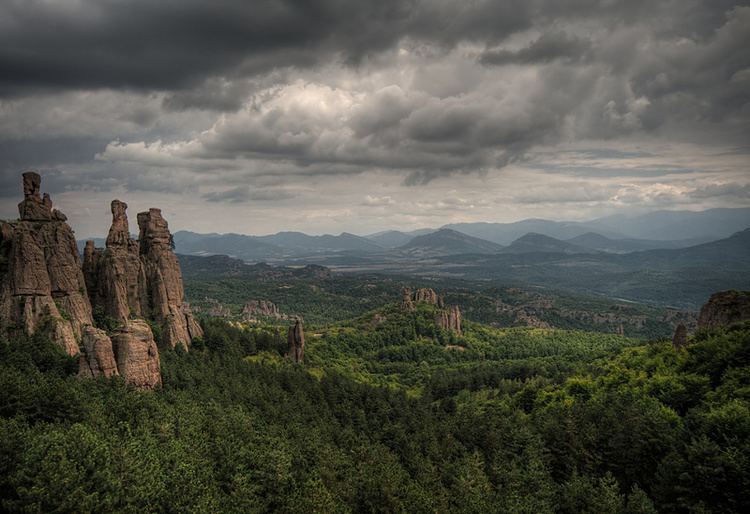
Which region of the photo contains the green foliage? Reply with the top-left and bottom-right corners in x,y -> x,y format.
1,313 -> 748,512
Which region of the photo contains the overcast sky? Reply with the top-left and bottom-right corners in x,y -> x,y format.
1,0 -> 748,238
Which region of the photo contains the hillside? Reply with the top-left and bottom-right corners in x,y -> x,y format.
567,232 -> 701,253
435,229 -> 750,308
3,290 -> 748,512
589,207 -> 750,241
502,233 -> 591,254
442,208 -> 750,245
173,230 -> 384,261
398,228 -> 503,256
177,254 -> 696,339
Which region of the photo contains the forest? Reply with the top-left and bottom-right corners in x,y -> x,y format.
1,304 -> 748,513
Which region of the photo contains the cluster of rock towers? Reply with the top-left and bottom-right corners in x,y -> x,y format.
402,287 -> 462,335
0,172 -> 202,388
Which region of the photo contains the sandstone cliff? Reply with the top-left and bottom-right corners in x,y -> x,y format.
436,305 -> 463,336
697,290 -> 750,330
83,202 -> 202,350
1,172 -> 200,390
0,172 -> 92,355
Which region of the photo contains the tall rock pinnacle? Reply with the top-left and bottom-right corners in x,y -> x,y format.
286,318 -> 305,363
137,208 -> 203,349
1,172 -> 92,355
84,204 -> 202,351
2,172 -> 202,389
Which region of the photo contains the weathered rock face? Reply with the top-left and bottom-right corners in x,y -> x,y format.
0,172 -> 93,355
84,203 -> 202,350
672,323 -> 687,348
84,200 -> 148,324
137,208 -> 203,349
242,299 -> 284,320
436,305 -> 462,336
110,320 -> 162,389
698,291 -> 750,330
401,288 -> 415,311
414,288 -> 444,307
78,326 -> 119,378
286,318 -> 305,363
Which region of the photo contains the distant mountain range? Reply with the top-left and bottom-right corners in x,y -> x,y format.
75,207 -> 748,264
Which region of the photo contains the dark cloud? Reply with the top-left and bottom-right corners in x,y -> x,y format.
3,1 -> 731,97
202,186 -> 295,203
0,0 -> 748,231
479,31 -> 591,65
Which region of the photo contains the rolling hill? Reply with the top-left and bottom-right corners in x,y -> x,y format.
502,233 -> 591,254
397,228 -> 504,256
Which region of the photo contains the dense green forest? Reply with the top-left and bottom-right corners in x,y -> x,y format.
1,303 -> 748,512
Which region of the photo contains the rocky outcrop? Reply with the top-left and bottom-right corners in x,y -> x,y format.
414,288 -> 444,307
697,291 -> 750,330
84,203 -> 202,350
110,320 -> 162,389
672,323 -> 687,348
0,172 -> 93,355
402,287 -> 445,309
436,305 -> 462,336
401,287 -> 462,335
286,318 -> 305,363
137,208 -> 203,349
78,326 -> 119,378
242,299 -> 285,320
1,172 -> 205,389
401,288 -> 415,311
84,200 -> 148,324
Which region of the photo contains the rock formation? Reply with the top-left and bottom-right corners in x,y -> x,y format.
110,320 -> 162,389
83,203 -> 202,350
242,299 -> 285,320
0,172 -> 93,355
401,287 -> 462,335
401,288 -> 415,311
1,172 -> 202,390
697,291 -> 750,330
286,318 -> 305,363
413,288 -> 444,307
672,323 -> 687,348
436,305 -> 462,336
78,326 -> 119,378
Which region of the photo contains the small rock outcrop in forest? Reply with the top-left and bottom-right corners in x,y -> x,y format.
401,287 -> 462,335
286,318 -> 305,363
436,305 -> 463,336
84,201 -> 203,350
0,172 -> 93,356
1,172 -> 200,389
672,323 -> 687,348
697,290 -> 750,330
242,299 -> 286,321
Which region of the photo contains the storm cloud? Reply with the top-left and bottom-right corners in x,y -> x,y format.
0,0 -> 748,236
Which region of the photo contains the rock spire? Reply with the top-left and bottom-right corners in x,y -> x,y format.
286,318 -> 305,363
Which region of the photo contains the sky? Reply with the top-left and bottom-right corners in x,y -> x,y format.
0,0 -> 748,238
